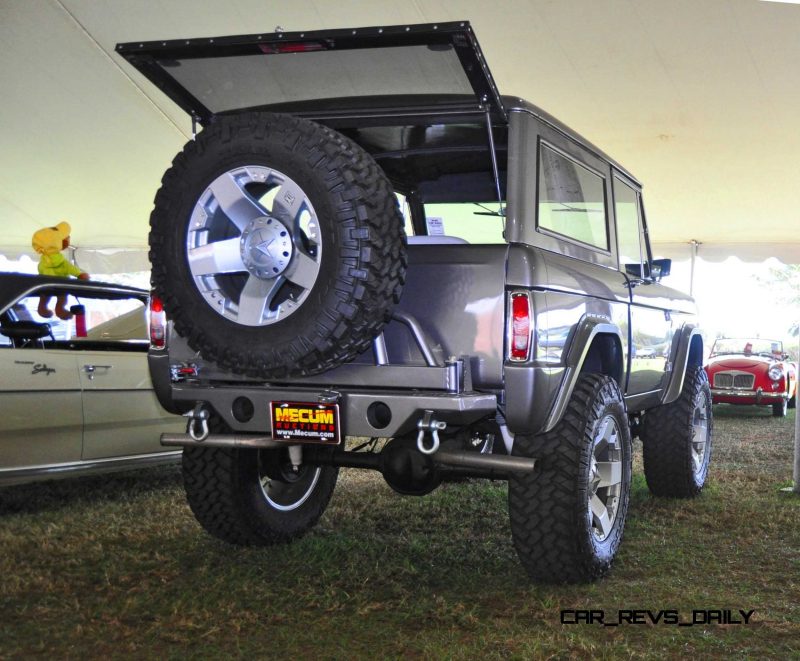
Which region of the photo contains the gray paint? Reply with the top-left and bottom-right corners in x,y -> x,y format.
380,244 -> 508,389
155,100 -> 701,449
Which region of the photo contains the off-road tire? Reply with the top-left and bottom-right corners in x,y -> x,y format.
508,374 -> 632,584
149,112 -> 406,378
182,420 -> 338,545
772,399 -> 788,417
641,366 -> 713,498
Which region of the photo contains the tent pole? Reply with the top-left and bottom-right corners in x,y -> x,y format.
689,240 -> 699,297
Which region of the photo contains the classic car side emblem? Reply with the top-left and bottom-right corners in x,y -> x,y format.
15,360 -> 55,376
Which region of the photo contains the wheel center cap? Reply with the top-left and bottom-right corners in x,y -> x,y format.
240,217 -> 293,279
589,457 -> 601,495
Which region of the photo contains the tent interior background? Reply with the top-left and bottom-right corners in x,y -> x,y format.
1,0 -> 798,343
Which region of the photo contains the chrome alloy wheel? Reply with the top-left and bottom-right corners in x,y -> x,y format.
691,391 -> 711,479
587,415 -> 624,542
186,166 -> 321,326
258,454 -> 322,512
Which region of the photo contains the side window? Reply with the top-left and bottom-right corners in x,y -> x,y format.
0,304 -> 35,347
81,304 -> 147,343
0,314 -> 13,347
613,177 -> 644,276
13,293 -> 146,344
537,143 -> 608,250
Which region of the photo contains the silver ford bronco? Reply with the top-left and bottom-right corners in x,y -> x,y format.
119,21 -> 712,583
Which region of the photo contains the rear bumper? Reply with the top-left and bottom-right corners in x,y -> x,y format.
168,382 -> 497,438
711,387 -> 787,405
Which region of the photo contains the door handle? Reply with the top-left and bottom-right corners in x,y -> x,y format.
83,364 -> 111,380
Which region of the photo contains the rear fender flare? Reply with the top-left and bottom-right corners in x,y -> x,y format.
541,315 -> 625,433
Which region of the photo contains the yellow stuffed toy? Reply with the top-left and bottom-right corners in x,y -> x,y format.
32,221 -> 90,320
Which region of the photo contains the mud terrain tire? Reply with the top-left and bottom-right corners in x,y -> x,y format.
149,112 -> 406,378
182,422 -> 339,545
508,374 -> 632,583
641,366 -> 713,497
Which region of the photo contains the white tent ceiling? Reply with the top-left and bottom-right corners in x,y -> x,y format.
1,0 -> 799,271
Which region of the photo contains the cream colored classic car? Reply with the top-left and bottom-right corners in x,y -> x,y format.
0,273 -> 184,485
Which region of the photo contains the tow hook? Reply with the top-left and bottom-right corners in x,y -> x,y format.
416,410 -> 447,455
184,403 -> 210,441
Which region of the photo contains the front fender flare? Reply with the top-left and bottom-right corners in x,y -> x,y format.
660,324 -> 703,406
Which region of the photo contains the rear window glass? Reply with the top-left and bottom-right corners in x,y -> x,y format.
537,144 -> 608,250
160,45 -> 474,114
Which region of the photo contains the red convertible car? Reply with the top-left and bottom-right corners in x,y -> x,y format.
705,338 -> 797,417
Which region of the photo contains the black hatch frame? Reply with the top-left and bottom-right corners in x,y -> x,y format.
116,21 -> 506,126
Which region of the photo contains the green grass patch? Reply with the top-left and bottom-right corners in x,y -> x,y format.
1,407 -> 798,658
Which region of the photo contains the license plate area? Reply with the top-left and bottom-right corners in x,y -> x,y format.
269,401 -> 341,445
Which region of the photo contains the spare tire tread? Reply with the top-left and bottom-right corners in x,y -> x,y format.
149,112 -> 406,378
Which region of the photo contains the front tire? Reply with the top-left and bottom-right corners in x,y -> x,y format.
772,398 -> 788,417
641,366 -> 713,497
182,443 -> 338,546
508,374 -> 632,583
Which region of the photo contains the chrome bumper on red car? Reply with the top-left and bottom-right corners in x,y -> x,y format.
710,387 -> 786,404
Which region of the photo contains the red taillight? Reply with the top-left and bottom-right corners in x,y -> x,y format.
509,292 -> 531,361
149,294 -> 166,350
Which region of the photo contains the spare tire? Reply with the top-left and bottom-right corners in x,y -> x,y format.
149,112 -> 407,378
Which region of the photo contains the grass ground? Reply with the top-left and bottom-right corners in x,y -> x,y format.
1,406 -> 798,659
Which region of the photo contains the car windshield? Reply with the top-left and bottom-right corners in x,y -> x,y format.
710,338 -> 783,358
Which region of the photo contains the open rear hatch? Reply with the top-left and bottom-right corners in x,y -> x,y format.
116,21 -> 506,126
